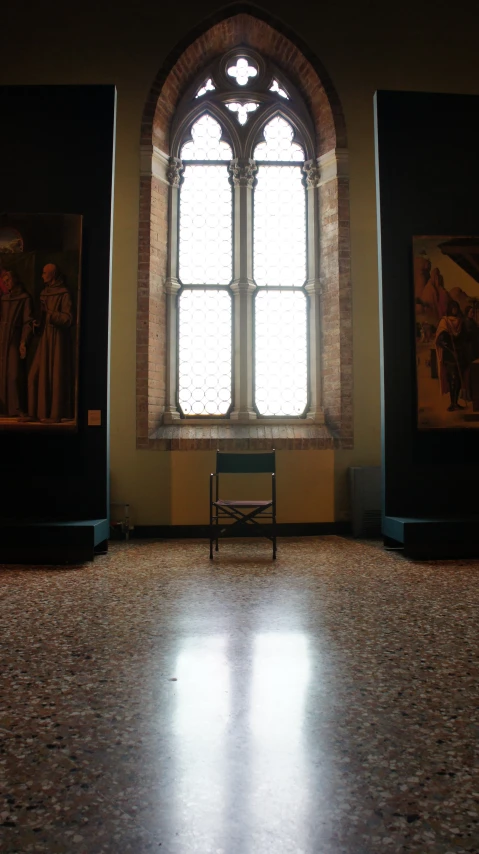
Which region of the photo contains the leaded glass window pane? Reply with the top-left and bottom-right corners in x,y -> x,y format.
170,58 -> 317,422
179,164 -> 232,285
180,115 -> 232,160
255,290 -> 308,416
253,116 -> 304,161
178,289 -> 232,416
254,165 -> 306,288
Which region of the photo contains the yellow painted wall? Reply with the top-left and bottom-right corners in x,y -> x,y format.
2,0 -> 478,525
171,451 -> 334,525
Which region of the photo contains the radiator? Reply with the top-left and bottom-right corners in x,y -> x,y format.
349,466 -> 382,537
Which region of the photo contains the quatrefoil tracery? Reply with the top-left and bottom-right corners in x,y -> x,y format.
226,57 -> 258,86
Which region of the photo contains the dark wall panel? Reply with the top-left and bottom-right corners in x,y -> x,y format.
0,86 -> 115,521
375,90 -> 479,519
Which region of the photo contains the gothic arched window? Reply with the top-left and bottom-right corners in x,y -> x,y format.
163,49 -> 322,423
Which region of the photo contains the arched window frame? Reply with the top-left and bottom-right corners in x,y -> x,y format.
163,48 -> 323,424
137,11 -> 352,451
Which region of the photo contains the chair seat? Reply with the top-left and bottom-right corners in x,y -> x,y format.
214,499 -> 272,508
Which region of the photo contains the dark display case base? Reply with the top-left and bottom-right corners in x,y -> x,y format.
0,519 -> 109,564
383,516 -> 479,559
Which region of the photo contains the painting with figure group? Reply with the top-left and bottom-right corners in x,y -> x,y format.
0,214 -> 81,430
414,235 -> 479,429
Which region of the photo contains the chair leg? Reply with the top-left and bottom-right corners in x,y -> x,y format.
272,471 -> 277,560
209,473 -> 214,560
215,537 -> 219,552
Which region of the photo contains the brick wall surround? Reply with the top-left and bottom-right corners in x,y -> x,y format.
137,9 -> 353,451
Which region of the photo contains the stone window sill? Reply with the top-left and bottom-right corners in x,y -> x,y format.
145,420 -> 336,450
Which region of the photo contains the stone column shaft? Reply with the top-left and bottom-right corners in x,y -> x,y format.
163,158 -> 183,423
303,160 -> 324,424
229,159 -> 257,421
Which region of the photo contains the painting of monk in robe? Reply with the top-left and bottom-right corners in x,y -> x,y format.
0,214 -> 81,431
0,269 -> 34,417
26,263 -> 73,423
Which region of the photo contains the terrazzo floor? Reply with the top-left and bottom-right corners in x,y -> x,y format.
0,536 -> 478,854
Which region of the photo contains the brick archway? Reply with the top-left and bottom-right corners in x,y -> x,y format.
137,9 -> 352,450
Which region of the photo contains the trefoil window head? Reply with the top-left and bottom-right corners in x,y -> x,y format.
196,78 -> 216,98
225,102 -> 259,125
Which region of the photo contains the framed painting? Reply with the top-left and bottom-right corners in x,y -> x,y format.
414,235 -> 479,429
0,213 -> 82,430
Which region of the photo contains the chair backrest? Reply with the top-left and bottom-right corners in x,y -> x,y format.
216,450 -> 275,474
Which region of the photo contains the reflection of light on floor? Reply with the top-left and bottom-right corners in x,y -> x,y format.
173,635 -> 230,736
171,633 -> 314,847
249,633 -> 312,836
250,632 -> 310,742
173,635 -> 230,836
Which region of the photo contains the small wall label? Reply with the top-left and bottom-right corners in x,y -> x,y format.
88,410 -> 102,426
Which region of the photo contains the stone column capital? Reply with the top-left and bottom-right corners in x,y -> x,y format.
302,159 -> 321,190
167,157 -> 184,188
229,158 -> 258,188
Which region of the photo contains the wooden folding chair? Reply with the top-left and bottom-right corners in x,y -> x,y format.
209,450 -> 277,559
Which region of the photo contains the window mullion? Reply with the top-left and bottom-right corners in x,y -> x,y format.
303,159 -> 324,424
163,157 -> 183,424
229,158 -> 257,422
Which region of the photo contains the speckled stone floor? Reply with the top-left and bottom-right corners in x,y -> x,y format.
1,536 -> 478,854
